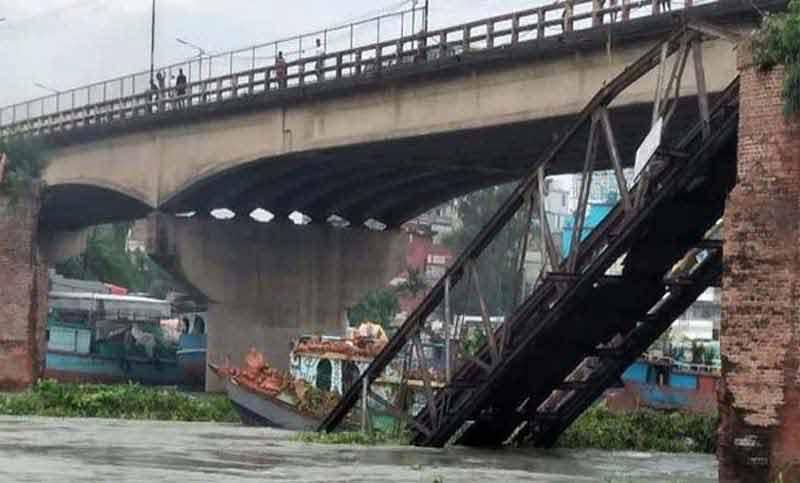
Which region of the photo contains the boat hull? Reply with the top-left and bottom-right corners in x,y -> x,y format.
177,349 -> 206,389
45,351 -> 182,386
224,379 -> 319,431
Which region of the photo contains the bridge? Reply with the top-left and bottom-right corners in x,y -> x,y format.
0,0 -> 769,231
1,1 -> 797,479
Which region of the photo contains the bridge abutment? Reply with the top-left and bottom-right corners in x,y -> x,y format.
719,45 -> 800,481
147,214 -> 406,392
0,189 -> 47,391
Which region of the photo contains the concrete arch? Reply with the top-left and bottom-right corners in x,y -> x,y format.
41,182 -> 154,230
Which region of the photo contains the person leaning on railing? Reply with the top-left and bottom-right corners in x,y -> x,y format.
275,51 -> 288,89
561,0 -> 574,33
314,38 -> 325,82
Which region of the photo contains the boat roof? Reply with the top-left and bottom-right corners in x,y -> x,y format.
49,291 -> 170,306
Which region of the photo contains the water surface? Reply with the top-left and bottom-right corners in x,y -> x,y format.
0,416 -> 716,482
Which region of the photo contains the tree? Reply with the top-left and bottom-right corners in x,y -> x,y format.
0,139 -> 46,201
348,288 -> 400,329
442,184 -> 531,316
398,267 -> 428,297
54,223 -> 175,296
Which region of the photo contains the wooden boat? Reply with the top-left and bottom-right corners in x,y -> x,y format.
209,363 -> 322,430
222,376 -> 320,430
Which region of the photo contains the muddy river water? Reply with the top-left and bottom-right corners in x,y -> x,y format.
0,416 -> 716,482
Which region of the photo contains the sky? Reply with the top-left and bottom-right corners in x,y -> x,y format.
0,0 -> 546,107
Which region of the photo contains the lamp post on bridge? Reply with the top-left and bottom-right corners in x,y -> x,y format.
33,82 -> 60,94
176,38 -> 207,81
150,0 -> 156,84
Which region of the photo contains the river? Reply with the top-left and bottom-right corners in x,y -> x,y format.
0,416 -> 716,482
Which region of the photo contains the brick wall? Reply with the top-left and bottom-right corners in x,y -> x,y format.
719,43 -> 800,482
0,190 -> 46,391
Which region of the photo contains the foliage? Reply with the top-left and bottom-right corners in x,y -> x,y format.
441,184 -> 531,316
295,430 -> 408,446
397,267 -> 428,297
0,139 -> 46,201
462,327 -> 487,356
557,404 -> 718,454
753,0 -> 800,116
690,340 -> 707,365
0,380 -> 239,422
348,288 -> 400,329
55,223 -> 175,296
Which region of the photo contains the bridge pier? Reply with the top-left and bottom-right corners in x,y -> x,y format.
0,190 -> 47,391
147,213 -> 406,392
718,45 -> 800,481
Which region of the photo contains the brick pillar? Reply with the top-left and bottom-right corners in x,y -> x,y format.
719,42 -> 800,481
0,189 -> 46,391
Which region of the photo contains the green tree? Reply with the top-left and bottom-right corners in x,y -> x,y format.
0,139 -> 46,200
55,223 -> 175,296
348,288 -> 400,329
397,267 -> 428,297
753,0 -> 800,115
442,184 -> 531,316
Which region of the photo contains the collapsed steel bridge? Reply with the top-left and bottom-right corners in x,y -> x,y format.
319,21 -> 740,447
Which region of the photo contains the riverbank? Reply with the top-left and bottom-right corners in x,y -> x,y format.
0,380 -> 239,422
297,405 -> 717,454
558,405 -> 717,454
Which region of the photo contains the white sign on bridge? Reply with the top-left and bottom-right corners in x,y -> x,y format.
635,117 -> 663,178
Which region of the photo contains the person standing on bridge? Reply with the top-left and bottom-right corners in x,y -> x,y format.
314,38 -> 325,82
561,0 -> 574,33
176,68 -> 188,108
275,51 -> 288,89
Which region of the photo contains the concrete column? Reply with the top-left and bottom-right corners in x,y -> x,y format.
719,43 -> 800,481
0,190 -> 47,391
148,213 -> 406,392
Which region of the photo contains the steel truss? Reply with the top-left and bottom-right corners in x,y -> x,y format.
319,21 -> 740,447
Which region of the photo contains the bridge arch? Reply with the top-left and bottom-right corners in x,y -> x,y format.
41,181 -> 153,230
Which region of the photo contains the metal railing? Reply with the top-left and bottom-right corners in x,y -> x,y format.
0,0 -> 713,139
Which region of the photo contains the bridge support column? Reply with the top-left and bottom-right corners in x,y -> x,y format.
0,190 -> 47,391
719,45 -> 800,481
147,214 -> 406,392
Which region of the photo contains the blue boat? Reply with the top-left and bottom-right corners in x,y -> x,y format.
45,292 -> 183,386
175,313 -> 208,389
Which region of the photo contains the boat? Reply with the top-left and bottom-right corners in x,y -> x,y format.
210,363 -> 321,429
176,313 -> 208,389
212,323 -> 445,430
45,291 -> 183,385
604,355 -> 719,414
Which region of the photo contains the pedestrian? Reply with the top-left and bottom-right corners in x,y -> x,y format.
176,68 -> 187,108
156,71 -> 166,92
561,0 -> 574,33
608,0 -> 618,23
314,38 -> 325,82
658,0 -> 671,13
149,78 -> 159,113
275,51 -> 287,89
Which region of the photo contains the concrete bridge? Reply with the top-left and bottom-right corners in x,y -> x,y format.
1,0 -> 772,232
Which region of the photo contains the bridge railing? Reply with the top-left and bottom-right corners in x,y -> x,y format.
0,0 -> 714,139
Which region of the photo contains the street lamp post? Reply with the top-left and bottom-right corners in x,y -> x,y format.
150,0 -> 156,83
176,38 -> 207,81
34,83 -> 61,110
33,82 -> 60,94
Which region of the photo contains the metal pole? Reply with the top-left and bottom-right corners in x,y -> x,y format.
444,275 -> 451,383
149,0 -> 156,82
424,0 -> 430,33
361,378 -> 369,433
